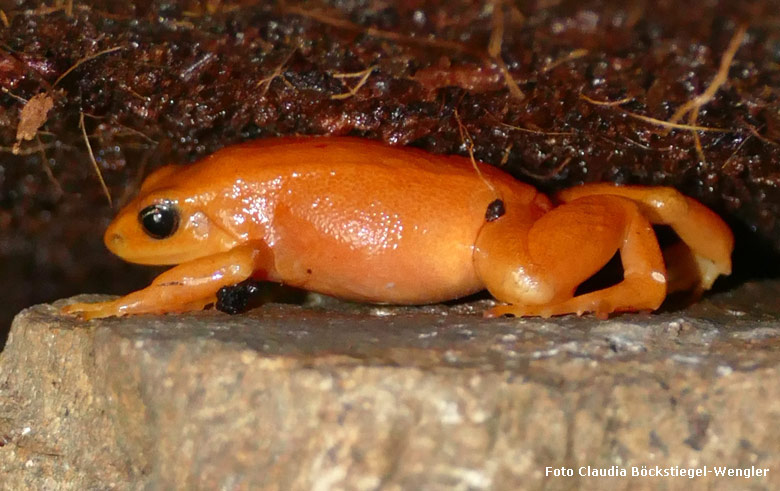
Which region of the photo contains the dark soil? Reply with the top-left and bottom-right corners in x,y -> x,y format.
1,0 -> 779,347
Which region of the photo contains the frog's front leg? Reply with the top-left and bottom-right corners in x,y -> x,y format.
62,244 -> 269,320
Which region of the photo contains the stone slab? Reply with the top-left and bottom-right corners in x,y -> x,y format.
1,281 -> 780,490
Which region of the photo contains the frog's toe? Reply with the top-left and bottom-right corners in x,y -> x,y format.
484,304 -> 518,318
484,299 -> 615,319
61,301 -> 121,320
483,304 -> 551,319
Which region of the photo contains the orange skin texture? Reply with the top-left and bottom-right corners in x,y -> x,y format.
63,137 -> 734,320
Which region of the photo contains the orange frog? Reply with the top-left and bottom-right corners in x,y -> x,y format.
63,136 -> 733,320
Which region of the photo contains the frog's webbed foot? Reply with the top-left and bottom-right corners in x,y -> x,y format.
661,241 -> 726,298
557,184 -> 733,296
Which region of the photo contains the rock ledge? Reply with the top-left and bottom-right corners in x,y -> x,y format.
2,282 -> 780,490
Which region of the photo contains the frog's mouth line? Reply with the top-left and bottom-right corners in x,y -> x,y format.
103,209 -> 242,266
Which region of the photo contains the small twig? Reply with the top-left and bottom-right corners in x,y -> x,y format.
330,65 -> 376,100
111,123 -> 158,144
688,106 -> 706,162
666,24 -> 748,128
454,109 -> 497,195
721,133 -> 752,171
580,94 -> 730,132
499,143 -> 513,166
162,18 -> 195,30
35,134 -> 64,197
499,122 -> 574,136
124,86 -> 147,100
488,0 -> 504,59
488,0 -> 524,100
493,57 -> 524,100
52,46 -> 123,89
331,68 -> 371,79
0,9 -> 9,27
79,111 -> 112,207
0,142 -> 57,154
1,86 -> 27,103
519,156 -> 573,180
542,49 -> 589,73
620,135 -> 673,152
666,24 -> 748,164
82,114 -> 158,145
0,141 -> 75,154
257,51 -> 294,95
24,5 -> 63,16
580,23 -> 747,150
740,121 -> 780,147
578,94 -> 634,106
623,110 -> 730,132
485,107 -> 574,136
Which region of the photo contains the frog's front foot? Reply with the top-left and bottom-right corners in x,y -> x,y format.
61,300 -> 124,320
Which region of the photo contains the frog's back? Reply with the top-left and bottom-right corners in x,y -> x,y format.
182,136 -> 527,191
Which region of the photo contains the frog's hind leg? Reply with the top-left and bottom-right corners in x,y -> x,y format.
556,184 -> 733,294
476,195 -> 667,318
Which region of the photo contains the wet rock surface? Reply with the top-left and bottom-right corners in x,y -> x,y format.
1,281 -> 779,489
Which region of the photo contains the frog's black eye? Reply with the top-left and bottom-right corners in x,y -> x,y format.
139,203 -> 179,239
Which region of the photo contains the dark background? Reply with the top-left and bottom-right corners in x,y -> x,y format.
2,0 -> 779,349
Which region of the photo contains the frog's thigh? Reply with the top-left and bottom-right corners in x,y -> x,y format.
477,195 -> 666,318
64,244 -> 267,319
557,183 -> 733,291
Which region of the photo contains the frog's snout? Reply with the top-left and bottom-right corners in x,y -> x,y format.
107,232 -> 123,246
103,217 -> 126,256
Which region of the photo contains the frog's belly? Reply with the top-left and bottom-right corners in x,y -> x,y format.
268,207 -> 485,304
281,251 -> 482,304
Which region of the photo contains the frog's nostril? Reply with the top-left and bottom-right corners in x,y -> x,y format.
108,233 -> 123,247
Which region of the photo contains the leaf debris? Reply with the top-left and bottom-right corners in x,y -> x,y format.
13,93 -> 54,154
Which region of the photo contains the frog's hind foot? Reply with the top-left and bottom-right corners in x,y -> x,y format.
483,300 -> 613,319
557,183 -> 733,295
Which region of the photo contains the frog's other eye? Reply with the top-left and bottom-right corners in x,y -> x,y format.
139,203 -> 179,239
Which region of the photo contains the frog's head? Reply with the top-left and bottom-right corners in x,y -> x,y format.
104,165 -> 239,265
